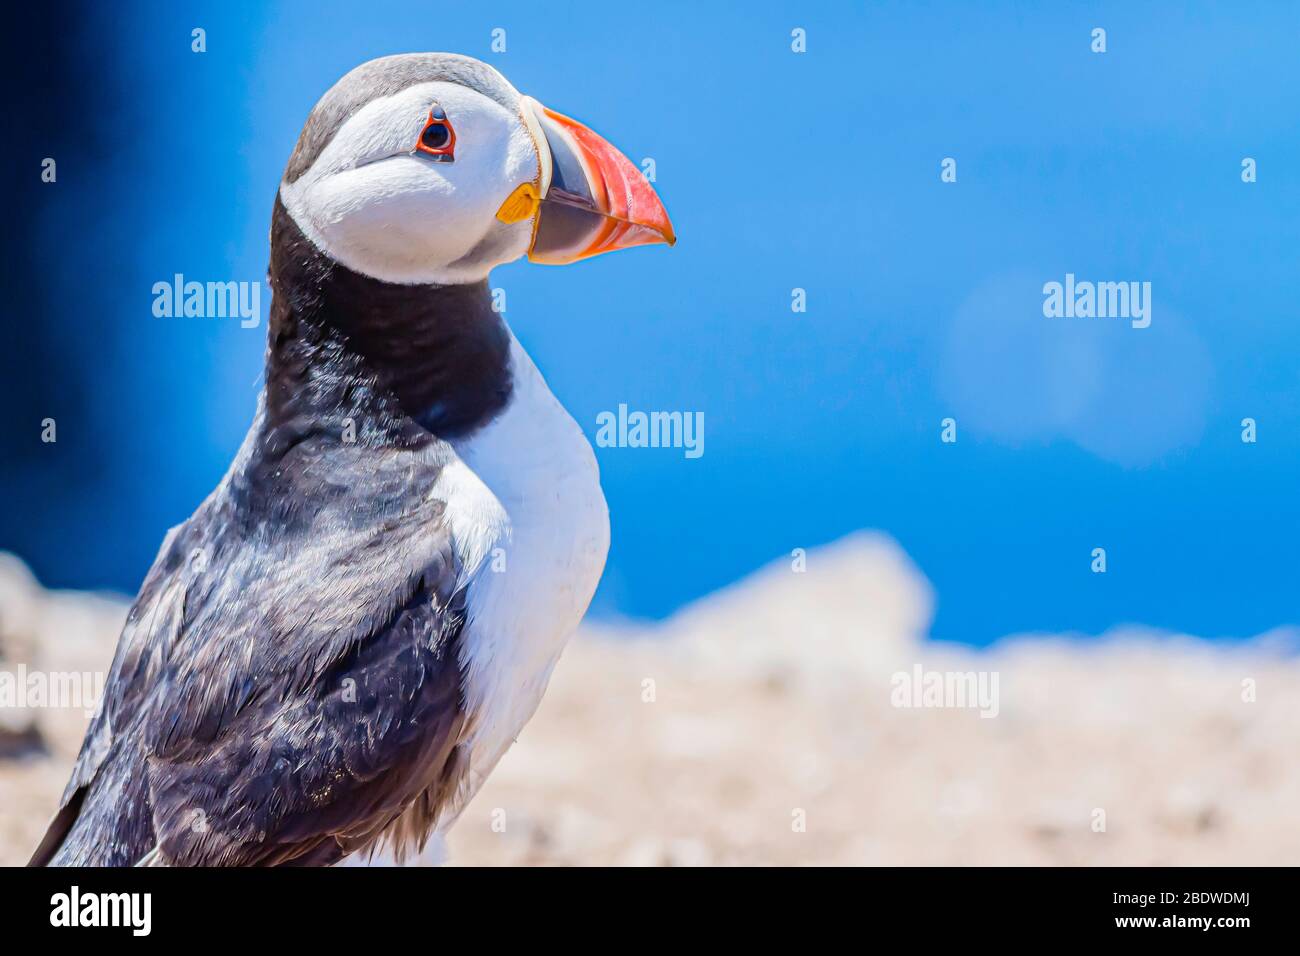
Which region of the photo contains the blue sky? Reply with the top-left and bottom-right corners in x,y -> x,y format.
6,1 -> 1298,643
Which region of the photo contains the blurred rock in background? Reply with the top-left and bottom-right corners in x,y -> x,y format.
0,552 -> 127,861
2,534 -> 1298,866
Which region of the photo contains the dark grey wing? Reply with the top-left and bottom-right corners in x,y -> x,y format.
32,443 -> 477,867
143,567 -> 467,867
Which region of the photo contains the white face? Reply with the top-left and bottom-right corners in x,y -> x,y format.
280,81 -> 541,285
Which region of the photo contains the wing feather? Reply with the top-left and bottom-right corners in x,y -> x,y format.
33,432 -> 488,867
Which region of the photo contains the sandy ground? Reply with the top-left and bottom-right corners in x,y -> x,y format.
2,534 -> 1297,866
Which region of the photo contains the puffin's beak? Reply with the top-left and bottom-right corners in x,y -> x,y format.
499,96 -> 676,265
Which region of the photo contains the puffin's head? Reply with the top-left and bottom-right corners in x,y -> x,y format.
278,53 -> 675,285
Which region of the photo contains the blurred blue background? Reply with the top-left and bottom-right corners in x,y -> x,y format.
4,0 -> 1297,643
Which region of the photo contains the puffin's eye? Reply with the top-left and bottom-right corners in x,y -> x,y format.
414,102 -> 455,162
422,124 -> 450,149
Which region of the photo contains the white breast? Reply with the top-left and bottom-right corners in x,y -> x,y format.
432,333 -> 610,826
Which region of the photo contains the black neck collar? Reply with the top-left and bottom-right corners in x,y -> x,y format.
264,195 -> 513,446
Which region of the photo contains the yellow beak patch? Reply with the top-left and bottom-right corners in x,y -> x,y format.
495,182 -> 541,225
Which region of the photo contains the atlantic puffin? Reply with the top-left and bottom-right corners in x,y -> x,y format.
30,52 -> 674,866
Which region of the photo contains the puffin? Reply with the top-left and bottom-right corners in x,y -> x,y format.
30,52 -> 674,866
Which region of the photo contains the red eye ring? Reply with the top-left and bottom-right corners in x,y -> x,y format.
414,102 -> 456,162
